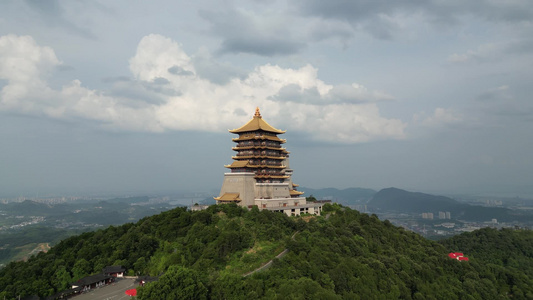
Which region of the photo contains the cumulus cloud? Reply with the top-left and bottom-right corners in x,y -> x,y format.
0,34 -> 59,109
0,34 -> 406,143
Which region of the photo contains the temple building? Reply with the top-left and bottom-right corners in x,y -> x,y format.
215,108 -> 323,216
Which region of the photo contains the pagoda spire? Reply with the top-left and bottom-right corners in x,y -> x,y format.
254,107 -> 262,118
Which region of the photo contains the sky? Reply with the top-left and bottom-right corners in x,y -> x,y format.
1,0 -> 532,198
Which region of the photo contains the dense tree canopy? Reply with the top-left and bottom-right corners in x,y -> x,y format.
0,203 -> 532,299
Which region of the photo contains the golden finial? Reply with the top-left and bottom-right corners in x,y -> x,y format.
254,107 -> 261,118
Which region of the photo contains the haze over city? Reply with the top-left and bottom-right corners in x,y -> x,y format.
1,1 -> 532,198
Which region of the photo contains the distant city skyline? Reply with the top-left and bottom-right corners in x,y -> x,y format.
1,1 -> 533,198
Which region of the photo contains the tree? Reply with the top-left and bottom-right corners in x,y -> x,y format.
53,266 -> 72,291
71,258 -> 91,280
306,195 -> 317,202
138,265 -> 208,300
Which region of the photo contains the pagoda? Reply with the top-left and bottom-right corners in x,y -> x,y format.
215,108 -> 322,216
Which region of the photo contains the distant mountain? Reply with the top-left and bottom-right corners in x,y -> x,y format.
0,200 -> 70,216
368,187 -> 528,222
369,187 -> 459,213
299,187 -> 376,205
105,196 -> 150,204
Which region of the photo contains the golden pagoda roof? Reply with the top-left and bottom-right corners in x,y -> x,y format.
214,192 -> 241,202
229,107 -> 286,135
289,189 -> 305,196
292,183 -> 299,187
225,160 -> 250,168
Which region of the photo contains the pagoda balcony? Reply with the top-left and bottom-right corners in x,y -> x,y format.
254,175 -> 290,179
256,169 -> 285,175
232,134 -> 286,144
232,155 -> 287,160
235,141 -> 281,147
247,161 -> 284,167
232,146 -> 285,151
249,164 -> 286,169
225,164 -> 285,169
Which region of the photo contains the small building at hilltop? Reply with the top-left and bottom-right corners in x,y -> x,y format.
215,108 -> 323,216
71,273 -> 114,292
102,265 -> 125,277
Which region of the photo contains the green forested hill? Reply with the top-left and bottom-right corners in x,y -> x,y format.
440,227 -> 533,298
0,204 -> 532,299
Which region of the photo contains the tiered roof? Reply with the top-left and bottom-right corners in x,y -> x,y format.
225,108 -> 290,180
229,107 -> 286,134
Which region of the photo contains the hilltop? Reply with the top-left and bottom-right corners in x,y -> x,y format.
0,204 -> 532,299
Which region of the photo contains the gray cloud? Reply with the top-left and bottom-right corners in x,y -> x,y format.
168,66 -> 194,76
507,36 -> 533,56
295,0 -> 533,39
233,108 -> 247,116
473,86 -> 533,122
219,38 -> 305,56
191,50 -> 246,85
270,84 -> 323,104
105,79 -> 179,107
308,21 -> 354,42
476,86 -> 511,102
298,0 -> 533,24
24,0 -> 96,39
56,64 -> 75,72
270,83 -> 392,105
152,77 -> 170,85
101,76 -> 131,84
199,8 -> 306,56
362,15 -> 400,40
0,79 -> 7,90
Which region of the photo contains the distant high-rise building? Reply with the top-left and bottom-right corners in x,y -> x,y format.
446,212 -> 451,219
422,212 -> 434,220
439,211 -> 446,219
214,108 -> 323,216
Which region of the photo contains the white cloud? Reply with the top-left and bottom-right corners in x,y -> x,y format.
0,34 -> 58,109
0,34 -> 406,143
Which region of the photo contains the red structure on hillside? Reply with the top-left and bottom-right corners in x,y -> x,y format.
448,252 -> 469,261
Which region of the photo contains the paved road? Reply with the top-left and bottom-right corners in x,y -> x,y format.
243,231 -> 299,277
72,278 -> 137,300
